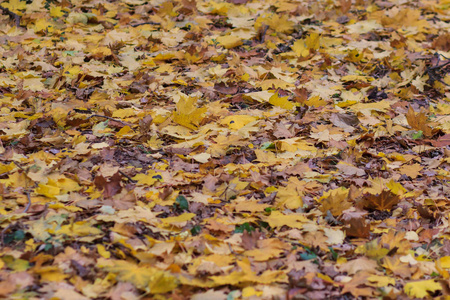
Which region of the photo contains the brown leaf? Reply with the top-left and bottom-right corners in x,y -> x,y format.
344,217 -> 370,238
285,162 -> 311,176
94,173 -> 123,198
362,190 -> 400,211
330,113 -> 359,129
433,134 -> 450,147
273,123 -> 293,139
432,33 -> 450,51
139,115 -> 153,135
107,282 -> 138,300
341,272 -> 374,298
241,229 -> 261,250
406,106 -> 433,138
338,258 -> 378,275
214,82 -> 238,94
382,255 -> 415,279
320,188 -> 352,217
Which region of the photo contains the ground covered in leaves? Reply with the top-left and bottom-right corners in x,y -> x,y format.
1,0 -> 450,299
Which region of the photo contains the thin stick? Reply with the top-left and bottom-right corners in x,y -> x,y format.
88,114 -> 134,126
119,170 -> 137,183
427,69 -> 450,86
429,59 -> 450,70
23,189 -> 31,213
131,21 -> 161,27
0,6 -> 21,27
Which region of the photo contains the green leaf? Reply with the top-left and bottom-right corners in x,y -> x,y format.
261,142 -> 274,150
235,223 -> 255,233
14,230 -> 25,241
190,225 -> 201,236
412,130 -> 423,139
175,195 -> 189,210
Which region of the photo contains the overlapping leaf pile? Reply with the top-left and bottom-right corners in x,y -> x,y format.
1,0 -> 450,298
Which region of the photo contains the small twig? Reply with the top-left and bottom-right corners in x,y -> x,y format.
23,189 -> 31,213
0,6 -> 21,27
0,170 -> 14,177
119,170 -> 137,183
227,242 -> 239,256
429,59 -> 450,71
426,53 -> 450,86
88,114 -> 134,126
427,68 -> 450,86
257,24 -> 269,43
131,21 -> 161,27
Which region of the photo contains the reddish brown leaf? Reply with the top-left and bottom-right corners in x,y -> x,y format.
433,134 -> 450,147
344,218 -> 370,238
363,190 -> 400,211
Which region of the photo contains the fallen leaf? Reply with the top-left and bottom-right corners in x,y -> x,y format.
404,279 -> 442,298
362,190 -> 400,211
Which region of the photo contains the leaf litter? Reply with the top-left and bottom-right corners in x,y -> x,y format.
0,0 -> 450,299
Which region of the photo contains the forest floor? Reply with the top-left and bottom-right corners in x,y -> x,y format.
1,0 -> 450,299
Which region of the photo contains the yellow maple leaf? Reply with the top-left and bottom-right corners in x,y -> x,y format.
161,213 -> 196,227
1,0 -> 26,14
210,258 -> 286,286
275,178 -> 304,209
220,115 -> 258,130
33,19 -> 53,33
215,35 -> 243,49
305,95 -> 328,107
292,40 -> 309,57
35,266 -> 68,282
261,211 -> 307,229
54,221 -> 103,237
355,239 -> 389,260
386,179 -> 407,195
404,279 -> 442,298
97,245 -> 111,259
173,96 -> 207,130
266,14 -> 293,33
318,187 -> 352,217
102,260 -> 178,292
269,93 -> 295,110
112,108 -> 135,119
439,256 -> 450,268
132,172 -> 163,186
305,33 -> 321,50
35,180 -> 61,199
367,275 -> 395,287
50,6 -> 65,18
